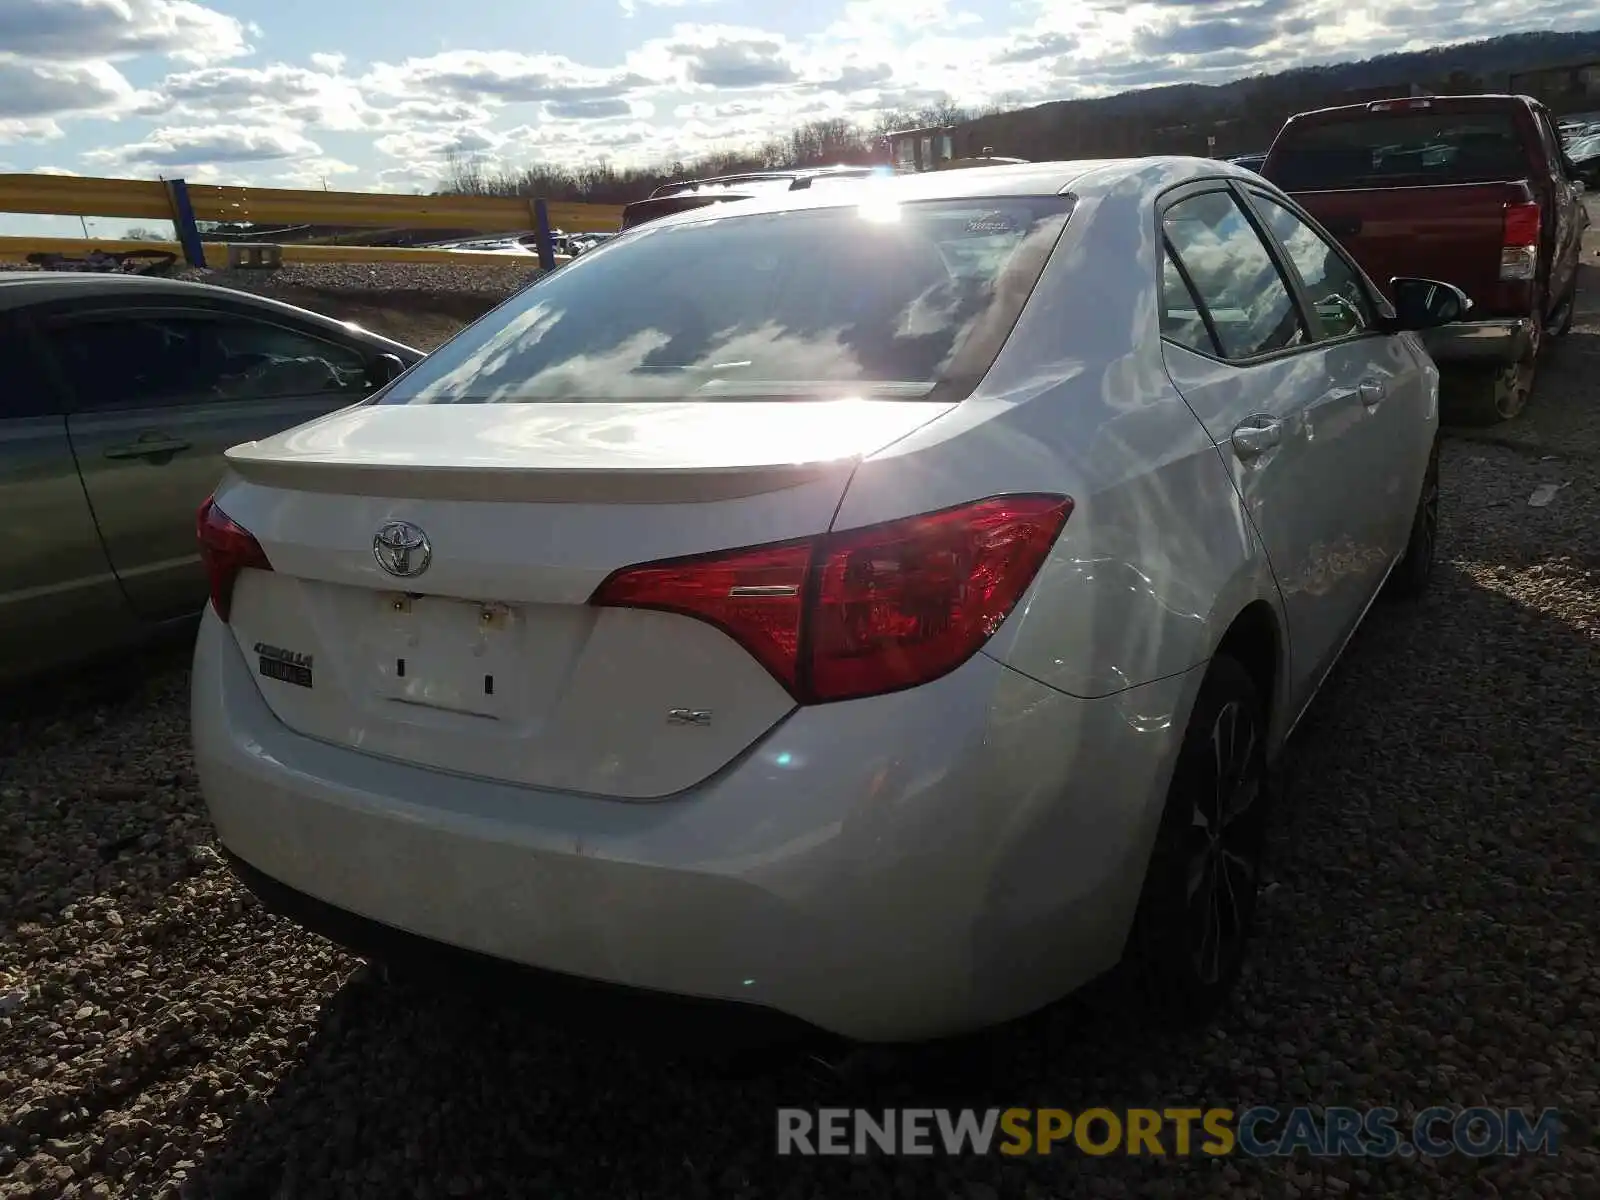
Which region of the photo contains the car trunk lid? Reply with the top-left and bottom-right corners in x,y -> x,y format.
214,398 -> 955,799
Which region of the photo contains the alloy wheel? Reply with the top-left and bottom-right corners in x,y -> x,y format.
1418,444 -> 1441,568
1186,699 -> 1263,985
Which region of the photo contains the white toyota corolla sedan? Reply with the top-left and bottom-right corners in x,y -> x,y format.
191,157 -> 1459,1044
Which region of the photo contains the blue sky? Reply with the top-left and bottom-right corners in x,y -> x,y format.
2,0 -> 1597,237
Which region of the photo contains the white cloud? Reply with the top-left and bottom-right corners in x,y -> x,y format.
620,0 -> 723,14
0,117 -> 65,143
0,0 -> 250,65
85,123 -> 322,171
0,56 -> 142,122
139,64 -> 370,130
373,125 -> 503,163
361,50 -> 657,107
642,25 -> 802,90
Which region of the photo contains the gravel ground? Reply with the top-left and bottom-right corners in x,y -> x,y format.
3,268 -> 1600,1199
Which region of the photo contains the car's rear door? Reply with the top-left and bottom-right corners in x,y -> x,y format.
0,310 -> 137,679
36,301 -> 385,623
1241,184 -> 1432,572
1157,183 -> 1374,712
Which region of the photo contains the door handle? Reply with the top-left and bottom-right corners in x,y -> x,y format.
1359,379 -> 1386,407
1231,416 -> 1283,460
104,434 -> 193,461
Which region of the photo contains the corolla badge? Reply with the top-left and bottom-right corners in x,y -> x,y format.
373,520 -> 432,578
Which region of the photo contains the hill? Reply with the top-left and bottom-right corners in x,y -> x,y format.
954,31 -> 1600,159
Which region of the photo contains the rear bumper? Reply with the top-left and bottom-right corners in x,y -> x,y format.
222,848 -> 816,1048
190,608 -> 1202,1043
1421,317 -> 1534,366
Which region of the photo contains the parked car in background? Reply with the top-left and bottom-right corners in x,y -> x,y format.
619,166 -> 886,230
1263,94 -> 1588,425
0,274 -> 422,683
1565,134 -> 1600,186
192,157 -> 1462,1044
1227,152 -> 1268,173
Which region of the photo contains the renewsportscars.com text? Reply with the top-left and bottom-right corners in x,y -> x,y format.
775,1106 -> 1563,1158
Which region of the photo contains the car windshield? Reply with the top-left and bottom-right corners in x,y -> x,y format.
380,195 -> 1073,404
1268,111 -> 1525,191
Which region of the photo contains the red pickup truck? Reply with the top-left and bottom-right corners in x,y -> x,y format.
1262,94 -> 1588,424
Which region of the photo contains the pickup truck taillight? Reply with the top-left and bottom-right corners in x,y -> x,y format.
1500,201 -> 1541,282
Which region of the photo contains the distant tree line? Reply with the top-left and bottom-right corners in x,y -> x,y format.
435,30 -> 1600,206
436,102 -> 1002,205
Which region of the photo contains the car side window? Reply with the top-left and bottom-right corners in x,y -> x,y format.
1251,194 -> 1374,340
0,320 -> 57,419
43,313 -> 373,414
1162,190 -> 1307,360
1159,245 -> 1220,356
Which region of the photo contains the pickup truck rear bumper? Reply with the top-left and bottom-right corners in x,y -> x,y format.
1421,318 -> 1535,367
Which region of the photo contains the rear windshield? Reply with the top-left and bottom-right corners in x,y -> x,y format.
381,195 -> 1073,404
1268,111 -> 1526,191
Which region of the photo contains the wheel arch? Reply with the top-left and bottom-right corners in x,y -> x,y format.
1211,598 -> 1287,753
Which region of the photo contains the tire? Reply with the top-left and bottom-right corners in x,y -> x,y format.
1119,655 -> 1271,1028
1383,435 -> 1441,602
1440,358 -> 1534,426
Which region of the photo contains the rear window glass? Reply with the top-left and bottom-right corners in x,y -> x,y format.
381,195 -> 1073,404
1268,111 -> 1526,191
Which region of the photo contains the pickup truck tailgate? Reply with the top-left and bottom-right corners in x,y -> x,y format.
1288,181 -> 1533,309
1263,99 -> 1544,315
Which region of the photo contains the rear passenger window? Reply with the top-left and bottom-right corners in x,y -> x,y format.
1159,247 -> 1219,356
1163,191 -> 1306,360
44,314 -> 372,414
0,320 -> 56,419
1251,194 -> 1374,340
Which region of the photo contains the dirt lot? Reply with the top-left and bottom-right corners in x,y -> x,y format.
1,262 -> 1598,1199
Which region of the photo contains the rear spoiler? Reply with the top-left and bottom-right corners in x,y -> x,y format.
620,194 -> 741,230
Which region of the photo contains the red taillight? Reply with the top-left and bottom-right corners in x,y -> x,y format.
1502,201 -> 1541,247
1500,201 -> 1541,283
586,539 -> 811,692
590,494 -> 1073,704
196,496 -> 272,623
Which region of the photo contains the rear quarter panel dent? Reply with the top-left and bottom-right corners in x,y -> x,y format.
836,167 -> 1279,698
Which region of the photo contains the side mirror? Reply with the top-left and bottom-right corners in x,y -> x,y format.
1387,277 -> 1473,331
370,352 -> 408,386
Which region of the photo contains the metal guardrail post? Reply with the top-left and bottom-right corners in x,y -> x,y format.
163,178 -> 207,268
532,198 -> 557,272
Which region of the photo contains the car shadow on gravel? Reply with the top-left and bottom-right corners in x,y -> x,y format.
180,540 -> 1600,1199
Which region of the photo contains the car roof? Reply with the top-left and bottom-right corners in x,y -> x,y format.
0,271 -> 421,352
1281,94 -> 1534,127
0,272 -> 260,311
627,157 -> 1262,233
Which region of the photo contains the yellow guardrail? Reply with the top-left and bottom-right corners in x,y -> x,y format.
0,171 -> 621,269
0,236 -> 571,268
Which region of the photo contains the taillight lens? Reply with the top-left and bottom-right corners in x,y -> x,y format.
590,494 -> 1072,704
586,540 -> 811,693
1500,201 -> 1540,282
197,496 -> 272,623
